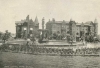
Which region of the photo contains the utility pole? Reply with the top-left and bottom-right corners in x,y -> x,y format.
26,15 -> 29,38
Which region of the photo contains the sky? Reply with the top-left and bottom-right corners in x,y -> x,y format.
0,0 -> 100,34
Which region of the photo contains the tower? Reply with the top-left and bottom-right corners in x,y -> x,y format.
41,17 -> 45,39
52,18 -> 55,23
69,19 -> 76,42
70,18 -> 73,21
34,16 -> 39,25
94,18 -> 98,23
94,18 -> 98,36
69,18 -> 74,35
26,15 -> 30,38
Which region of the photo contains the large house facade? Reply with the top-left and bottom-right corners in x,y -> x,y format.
15,15 -> 39,38
46,18 -> 98,42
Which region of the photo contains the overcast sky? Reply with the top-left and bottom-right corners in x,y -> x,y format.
0,0 -> 100,34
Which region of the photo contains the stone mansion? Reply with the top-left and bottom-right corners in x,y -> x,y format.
46,18 -> 98,41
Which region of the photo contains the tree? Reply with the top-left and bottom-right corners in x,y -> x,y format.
2,30 -> 11,43
0,32 -> 3,39
53,33 -> 57,39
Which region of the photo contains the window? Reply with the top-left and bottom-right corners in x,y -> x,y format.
30,28 -> 33,30
24,28 -> 27,30
67,31 -> 69,34
76,33 -> 79,35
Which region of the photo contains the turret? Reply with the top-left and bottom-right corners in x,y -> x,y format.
34,16 -> 39,24
94,18 -> 98,36
52,18 -> 55,22
94,18 -> 98,23
26,15 -> 29,21
70,18 -> 74,22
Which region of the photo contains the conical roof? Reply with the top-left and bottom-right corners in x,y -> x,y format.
94,18 -> 98,23
34,16 -> 39,24
26,15 -> 29,21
